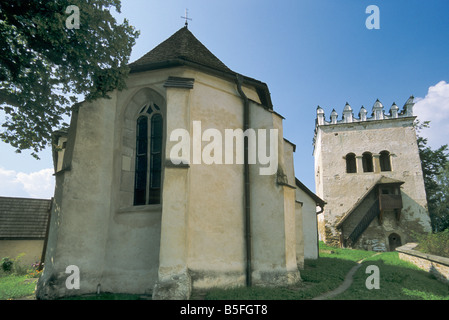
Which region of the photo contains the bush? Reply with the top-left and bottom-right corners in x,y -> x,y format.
1,257 -> 14,273
1,254 -> 34,276
11,253 -> 29,275
27,261 -> 43,278
415,229 -> 449,258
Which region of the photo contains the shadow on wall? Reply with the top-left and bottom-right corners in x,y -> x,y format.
340,189 -> 430,251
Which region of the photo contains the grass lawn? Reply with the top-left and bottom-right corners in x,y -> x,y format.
203,242 -> 372,300
1,242 -> 448,300
61,293 -> 144,300
332,252 -> 449,300
204,242 -> 449,300
204,256 -> 358,300
0,274 -> 37,300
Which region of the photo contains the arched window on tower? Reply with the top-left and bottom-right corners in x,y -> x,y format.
345,153 -> 357,173
379,150 -> 392,172
362,152 -> 374,173
134,103 -> 164,206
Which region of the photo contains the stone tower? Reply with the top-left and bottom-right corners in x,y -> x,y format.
313,97 -> 432,251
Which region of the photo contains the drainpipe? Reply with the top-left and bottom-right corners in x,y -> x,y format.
39,197 -> 53,271
316,204 -> 323,258
236,74 -> 252,287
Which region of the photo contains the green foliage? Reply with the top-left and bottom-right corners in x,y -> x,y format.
0,0 -> 139,158
10,253 -> 29,276
319,241 -> 375,262
334,256 -> 449,300
205,244 -> 449,300
61,293 -> 143,300
415,120 -> 449,232
363,251 -> 422,270
0,256 -> 44,299
2,244 -> 447,300
430,163 -> 449,232
0,254 -> 41,277
205,243 -> 368,300
1,257 -> 13,273
0,274 -> 37,300
415,229 -> 449,258
205,257 -> 358,300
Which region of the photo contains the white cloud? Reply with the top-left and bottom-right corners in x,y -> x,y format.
0,168 -> 23,196
0,167 -> 54,199
414,80 -> 449,149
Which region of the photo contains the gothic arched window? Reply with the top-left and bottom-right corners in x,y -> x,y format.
362,152 -> 374,173
134,103 -> 163,206
345,153 -> 357,173
379,150 -> 392,172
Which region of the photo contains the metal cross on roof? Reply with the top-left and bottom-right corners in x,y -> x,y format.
181,8 -> 192,27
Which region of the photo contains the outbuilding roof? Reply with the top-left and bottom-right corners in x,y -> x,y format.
0,196 -> 51,240
295,178 -> 326,210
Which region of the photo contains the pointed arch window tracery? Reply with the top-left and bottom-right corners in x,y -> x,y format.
134,103 -> 163,206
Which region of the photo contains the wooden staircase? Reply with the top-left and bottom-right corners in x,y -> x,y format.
346,199 -> 379,247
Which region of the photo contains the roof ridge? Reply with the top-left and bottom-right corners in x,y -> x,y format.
129,26 -> 232,74
128,27 -> 274,110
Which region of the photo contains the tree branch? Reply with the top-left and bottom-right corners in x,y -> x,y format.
0,88 -> 20,108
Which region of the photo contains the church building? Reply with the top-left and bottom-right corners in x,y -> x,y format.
36,26 -> 323,300
313,98 -> 432,251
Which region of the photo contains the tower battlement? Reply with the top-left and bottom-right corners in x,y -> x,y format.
315,96 -> 415,127
312,95 -> 431,250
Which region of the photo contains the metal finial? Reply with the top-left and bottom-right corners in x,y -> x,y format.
181,8 -> 192,27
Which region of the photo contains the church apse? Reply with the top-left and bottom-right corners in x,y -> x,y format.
36,26 -> 316,300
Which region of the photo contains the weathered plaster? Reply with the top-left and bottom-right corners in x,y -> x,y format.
314,105 -> 431,250
37,65 -> 303,299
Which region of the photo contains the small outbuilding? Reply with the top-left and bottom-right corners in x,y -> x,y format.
0,196 -> 51,267
295,178 -> 326,263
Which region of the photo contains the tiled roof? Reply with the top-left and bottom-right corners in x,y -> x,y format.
0,196 -> 51,239
128,26 -> 273,110
129,26 -> 232,74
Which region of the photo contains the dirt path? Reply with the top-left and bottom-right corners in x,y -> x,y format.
312,253 -> 380,300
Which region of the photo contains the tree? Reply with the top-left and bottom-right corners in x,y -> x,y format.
0,0 -> 139,158
415,120 -> 449,231
431,163 -> 449,232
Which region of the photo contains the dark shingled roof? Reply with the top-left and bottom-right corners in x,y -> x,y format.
128,26 -> 274,109
129,26 -> 232,74
0,197 -> 51,240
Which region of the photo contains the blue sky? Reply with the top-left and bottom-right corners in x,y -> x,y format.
1,0 -> 449,199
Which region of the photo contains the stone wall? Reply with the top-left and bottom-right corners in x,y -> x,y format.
313,106 -> 432,247
396,243 -> 449,285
